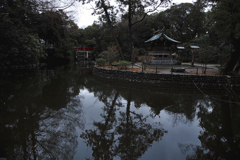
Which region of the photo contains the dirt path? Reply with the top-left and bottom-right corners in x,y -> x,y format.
100,66 -> 219,75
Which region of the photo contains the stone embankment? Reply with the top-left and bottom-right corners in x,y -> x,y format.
93,67 -> 240,87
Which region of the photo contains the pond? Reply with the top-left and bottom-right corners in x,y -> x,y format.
0,65 -> 240,160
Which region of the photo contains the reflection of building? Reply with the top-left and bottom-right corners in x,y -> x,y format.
75,47 -> 93,61
145,30 -> 184,65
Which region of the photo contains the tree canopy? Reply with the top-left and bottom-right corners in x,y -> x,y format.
0,0 -> 79,67
1,0 -> 240,74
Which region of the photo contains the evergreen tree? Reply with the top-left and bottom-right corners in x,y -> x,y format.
206,0 -> 240,74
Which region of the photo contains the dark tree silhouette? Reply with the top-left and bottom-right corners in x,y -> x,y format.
187,96 -> 240,160
80,88 -> 167,160
0,68 -> 85,159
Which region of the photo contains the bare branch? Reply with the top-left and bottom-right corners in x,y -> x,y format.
132,1 -> 165,26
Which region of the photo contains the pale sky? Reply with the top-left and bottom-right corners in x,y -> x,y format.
73,0 -> 196,29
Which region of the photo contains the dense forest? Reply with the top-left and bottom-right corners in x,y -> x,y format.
0,0 -> 240,74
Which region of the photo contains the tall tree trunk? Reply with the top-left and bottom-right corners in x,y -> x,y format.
126,88 -> 132,142
224,38 -> 240,74
101,0 -> 124,60
128,0 -> 134,63
223,1 -> 240,74
191,51 -> 195,67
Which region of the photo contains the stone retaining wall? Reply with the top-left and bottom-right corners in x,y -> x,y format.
93,67 -> 240,87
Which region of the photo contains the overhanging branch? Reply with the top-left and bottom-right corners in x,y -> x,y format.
132,1 -> 165,26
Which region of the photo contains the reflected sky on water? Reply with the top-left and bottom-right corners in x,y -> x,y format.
0,65 -> 239,160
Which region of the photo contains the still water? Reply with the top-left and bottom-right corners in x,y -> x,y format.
0,65 -> 240,160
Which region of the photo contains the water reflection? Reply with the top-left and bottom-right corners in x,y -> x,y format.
0,67 -> 85,159
81,71 -> 240,159
1,66 -> 240,160
80,89 -> 167,159
187,96 -> 240,160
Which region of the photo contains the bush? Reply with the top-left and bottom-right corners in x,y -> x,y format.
96,58 -> 106,66
138,55 -> 153,64
100,45 -> 119,66
117,60 -> 130,69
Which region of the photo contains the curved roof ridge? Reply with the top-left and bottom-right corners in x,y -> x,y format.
145,33 -> 162,43
145,32 -> 181,43
163,34 -> 181,43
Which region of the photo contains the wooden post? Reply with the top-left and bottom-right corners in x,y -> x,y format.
156,67 -> 157,73
197,68 -> 198,75
142,65 -> 143,72
171,67 -> 173,74
191,51 -> 195,67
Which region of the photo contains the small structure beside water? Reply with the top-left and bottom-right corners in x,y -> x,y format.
75,47 -> 93,61
145,28 -> 184,65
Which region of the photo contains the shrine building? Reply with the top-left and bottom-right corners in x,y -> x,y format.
145,29 -> 184,65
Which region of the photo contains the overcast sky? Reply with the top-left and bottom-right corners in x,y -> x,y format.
73,0 -> 196,28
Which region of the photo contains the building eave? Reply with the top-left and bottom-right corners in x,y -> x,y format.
145,32 -> 181,43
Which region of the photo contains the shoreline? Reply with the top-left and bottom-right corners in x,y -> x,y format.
93,66 -> 240,89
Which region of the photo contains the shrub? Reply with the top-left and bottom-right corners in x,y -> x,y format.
138,55 -> 153,70
100,45 -> 119,66
96,58 -> 106,66
117,60 -> 130,69
138,55 -> 153,64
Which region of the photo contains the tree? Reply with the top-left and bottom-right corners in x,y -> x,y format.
37,10 -> 76,64
205,0 -> 240,74
198,46 -> 218,74
193,35 -> 219,74
163,2 -> 206,42
164,3 -> 194,41
0,0 -> 79,67
0,0 -> 46,67
100,45 -> 119,66
117,0 -> 170,62
81,0 -> 124,60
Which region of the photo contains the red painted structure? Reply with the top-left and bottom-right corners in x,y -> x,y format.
74,47 -> 93,51
75,47 -> 93,61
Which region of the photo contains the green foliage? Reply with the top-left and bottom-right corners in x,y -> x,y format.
131,48 -> 140,64
198,46 -> 218,73
96,58 -> 106,66
100,46 -> 119,66
193,35 -> 219,73
138,55 -> 153,70
117,60 -> 130,69
138,56 -> 153,64
37,10 -> 76,65
205,0 -> 240,74
3,0 -> 240,72
0,0 -> 78,67
217,43 -> 232,74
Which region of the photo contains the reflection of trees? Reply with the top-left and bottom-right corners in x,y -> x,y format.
115,89 -> 167,160
81,88 -> 167,160
0,67 -> 85,159
36,95 -> 85,159
85,77 -> 240,159
93,81 -> 203,123
178,143 -> 197,156
164,94 -> 202,126
187,95 -> 240,160
81,91 -> 120,159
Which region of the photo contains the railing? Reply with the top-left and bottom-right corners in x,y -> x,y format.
148,51 -> 169,55
150,59 -> 180,65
